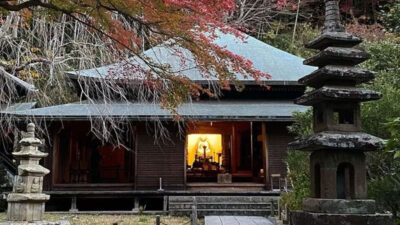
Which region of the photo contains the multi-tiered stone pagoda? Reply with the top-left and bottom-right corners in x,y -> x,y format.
6,123 -> 50,222
288,0 -> 392,224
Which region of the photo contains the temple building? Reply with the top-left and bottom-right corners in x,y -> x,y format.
1,30 -> 316,213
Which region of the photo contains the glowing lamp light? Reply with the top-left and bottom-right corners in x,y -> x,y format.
187,134 -> 222,167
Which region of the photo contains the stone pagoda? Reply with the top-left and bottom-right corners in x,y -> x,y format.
5,123 -> 50,222
288,0 -> 392,224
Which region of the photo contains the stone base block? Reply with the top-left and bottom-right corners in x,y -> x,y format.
0,221 -> 70,225
290,211 -> 392,225
303,198 -> 376,214
217,173 -> 232,184
7,202 -> 45,221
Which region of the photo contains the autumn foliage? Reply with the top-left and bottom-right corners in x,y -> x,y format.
0,0 -> 273,111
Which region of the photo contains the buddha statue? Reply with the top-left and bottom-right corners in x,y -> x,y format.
196,136 -> 212,159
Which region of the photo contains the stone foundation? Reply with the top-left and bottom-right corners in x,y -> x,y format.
7,202 -> 45,222
290,211 -> 392,225
290,198 -> 393,225
302,198 -> 376,214
7,193 -> 50,221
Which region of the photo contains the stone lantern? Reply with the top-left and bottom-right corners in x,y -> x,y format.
288,0 -> 392,224
6,123 -> 50,222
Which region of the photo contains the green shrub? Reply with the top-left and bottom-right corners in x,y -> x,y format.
0,164 -> 9,212
380,0 -> 400,34
361,38 -> 400,178
386,117 -> 400,158
361,37 -> 400,222
261,23 -> 319,59
281,151 -> 310,210
280,110 -> 313,210
368,174 -> 400,221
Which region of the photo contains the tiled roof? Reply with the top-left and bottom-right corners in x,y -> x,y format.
66,30 -> 316,84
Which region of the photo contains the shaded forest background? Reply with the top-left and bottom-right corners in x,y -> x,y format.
0,0 -> 399,221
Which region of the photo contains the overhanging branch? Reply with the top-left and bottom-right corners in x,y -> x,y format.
0,66 -> 36,92
0,0 -> 42,11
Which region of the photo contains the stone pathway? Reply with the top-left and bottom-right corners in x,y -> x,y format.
205,216 -> 274,225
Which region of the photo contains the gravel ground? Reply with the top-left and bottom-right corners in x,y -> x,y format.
0,213 -> 203,225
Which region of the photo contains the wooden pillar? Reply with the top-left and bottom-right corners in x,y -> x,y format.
222,135 -> 230,172
132,197 -> 140,211
163,196 -> 168,212
129,124 -> 136,185
52,133 -> 60,185
134,129 -> 138,190
262,123 -> 269,188
231,124 -> 237,173
250,122 -> 254,176
69,196 -> 78,212
184,135 -> 188,188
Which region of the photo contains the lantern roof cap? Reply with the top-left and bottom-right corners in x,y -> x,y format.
295,86 -> 381,106
304,47 -> 370,67
288,131 -> 383,152
306,32 -> 363,50
299,65 -> 376,88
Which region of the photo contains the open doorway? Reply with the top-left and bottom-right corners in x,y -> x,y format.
53,121 -> 135,186
185,122 -> 265,184
186,134 -> 223,182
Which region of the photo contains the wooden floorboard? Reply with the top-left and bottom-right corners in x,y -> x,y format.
205,216 -> 273,225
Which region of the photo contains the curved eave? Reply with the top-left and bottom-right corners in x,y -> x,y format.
295,86 -> 382,106
65,72 -> 303,86
6,114 -> 297,122
2,101 -> 309,122
304,47 -> 370,67
298,66 -> 376,88
288,131 -> 383,152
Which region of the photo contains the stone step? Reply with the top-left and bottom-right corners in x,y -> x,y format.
169,202 -> 272,210
168,195 -> 278,217
187,187 -> 265,192
169,196 -> 278,203
186,183 -> 266,192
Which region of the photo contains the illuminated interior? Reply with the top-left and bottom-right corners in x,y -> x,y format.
187,134 -> 222,167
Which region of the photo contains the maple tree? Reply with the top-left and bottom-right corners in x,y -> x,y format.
0,0 -> 281,147
0,0 -> 271,112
